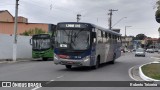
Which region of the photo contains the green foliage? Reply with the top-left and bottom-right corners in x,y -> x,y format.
146,39 -> 153,48
156,0 -> 160,10
20,28 -> 46,36
156,0 -> 160,23
142,63 -> 160,80
135,34 -> 147,40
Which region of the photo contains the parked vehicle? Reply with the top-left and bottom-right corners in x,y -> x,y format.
135,48 -> 145,57
158,49 -> 160,54
146,49 -> 154,53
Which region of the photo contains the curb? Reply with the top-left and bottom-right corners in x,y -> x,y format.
139,62 -> 160,81
128,66 -> 139,81
0,58 -> 39,64
128,66 -> 144,81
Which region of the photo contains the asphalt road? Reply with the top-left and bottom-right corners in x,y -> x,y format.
0,52 -> 159,90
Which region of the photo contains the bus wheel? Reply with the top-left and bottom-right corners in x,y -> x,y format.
42,58 -> 48,61
92,58 -> 100,69
110,54 -> 116,64
65,65 -> 72,69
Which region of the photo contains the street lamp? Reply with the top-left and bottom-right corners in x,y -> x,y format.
77,14 -> 81,22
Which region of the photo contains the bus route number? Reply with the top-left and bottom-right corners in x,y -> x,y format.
66,24 -> 81,28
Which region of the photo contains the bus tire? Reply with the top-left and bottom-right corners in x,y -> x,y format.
42,57 -> 48,61
65,65 -> 72,69
110,54 -> 116,64
92,56 -> 100,69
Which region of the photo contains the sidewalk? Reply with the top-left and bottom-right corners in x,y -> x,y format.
0,58 -> 38,64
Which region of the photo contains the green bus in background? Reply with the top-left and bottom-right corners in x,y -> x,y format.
30,25 -> 56,61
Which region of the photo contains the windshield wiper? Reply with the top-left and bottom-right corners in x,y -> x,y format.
71,29 -> 84,45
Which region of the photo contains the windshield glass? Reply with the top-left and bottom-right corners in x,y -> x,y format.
33,38 -> 51,50
136,49 -> 144,52
55,29 -> 90,50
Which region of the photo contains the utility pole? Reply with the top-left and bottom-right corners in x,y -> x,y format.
77,14 -> 81,22
125,26 -> 132,37
108,9 -> 118,30
124,26 -> 132,51
13,0 -> 19,61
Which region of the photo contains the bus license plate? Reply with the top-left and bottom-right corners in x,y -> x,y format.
68,61 -> 73,64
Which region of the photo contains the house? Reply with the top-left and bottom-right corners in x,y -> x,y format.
121,36 -> 134,51
144,38 -> 160,49
0,10 -> 54,35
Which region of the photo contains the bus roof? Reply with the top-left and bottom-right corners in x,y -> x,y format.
57,22 -> 121,36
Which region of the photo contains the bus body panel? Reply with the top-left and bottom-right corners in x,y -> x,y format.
32,48 -> 53,58
54,22 -> 121,67
31,34 -> 54,60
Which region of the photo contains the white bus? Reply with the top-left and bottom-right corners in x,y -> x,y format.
54,22 -> 122,69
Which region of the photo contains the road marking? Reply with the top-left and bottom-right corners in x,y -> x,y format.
128,66 -> 139,81
31,80 -> 55,90
56,75 -> 64,79
50,80 -> 55,81
151,57 -> 160,60
30,75 -> 63,90
31,86 -> 41,90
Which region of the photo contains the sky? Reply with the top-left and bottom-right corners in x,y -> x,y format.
0,0 -> 160,38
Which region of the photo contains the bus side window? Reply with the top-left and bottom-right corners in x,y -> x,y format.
103,32 -> 106,43
105,32 -> 108,38
92,32 -> 96,43
101,31 -> 103,38
115,35 -> 118,43
97,30 -> 102,43
101,31 -> 104,43
105,32 -> 109,43
109,33 -> 111,39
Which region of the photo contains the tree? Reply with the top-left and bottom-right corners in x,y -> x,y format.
20,28 -> 46,36
146,38 -> 153,48
156,0 -> 160,10
135,34 -> 147,40
155,0 -> 160,23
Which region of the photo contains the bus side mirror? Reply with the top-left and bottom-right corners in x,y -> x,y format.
92,32 -> 96,38
30,38 -> 32,45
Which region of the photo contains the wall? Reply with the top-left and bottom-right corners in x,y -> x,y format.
0,22 -> 49,35
17,16 -> 28,23
0,34 -> 32,60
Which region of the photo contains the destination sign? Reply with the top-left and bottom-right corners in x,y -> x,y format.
66,24 -> 81,28
58,23 -> 89,29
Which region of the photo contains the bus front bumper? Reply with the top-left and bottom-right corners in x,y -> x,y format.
54,55 -> 91,66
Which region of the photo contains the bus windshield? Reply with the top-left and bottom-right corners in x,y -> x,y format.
33,38 -> 51,50
55,29 -> 90,50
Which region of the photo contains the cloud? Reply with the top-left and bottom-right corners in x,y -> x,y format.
0,0 -> 159,38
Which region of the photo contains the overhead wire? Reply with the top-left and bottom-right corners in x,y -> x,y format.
1,0 -> 109,26
18,0 -> 75,22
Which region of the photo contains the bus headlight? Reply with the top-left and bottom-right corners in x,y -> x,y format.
84,56 -> 90,62
54,54 -> 58,60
